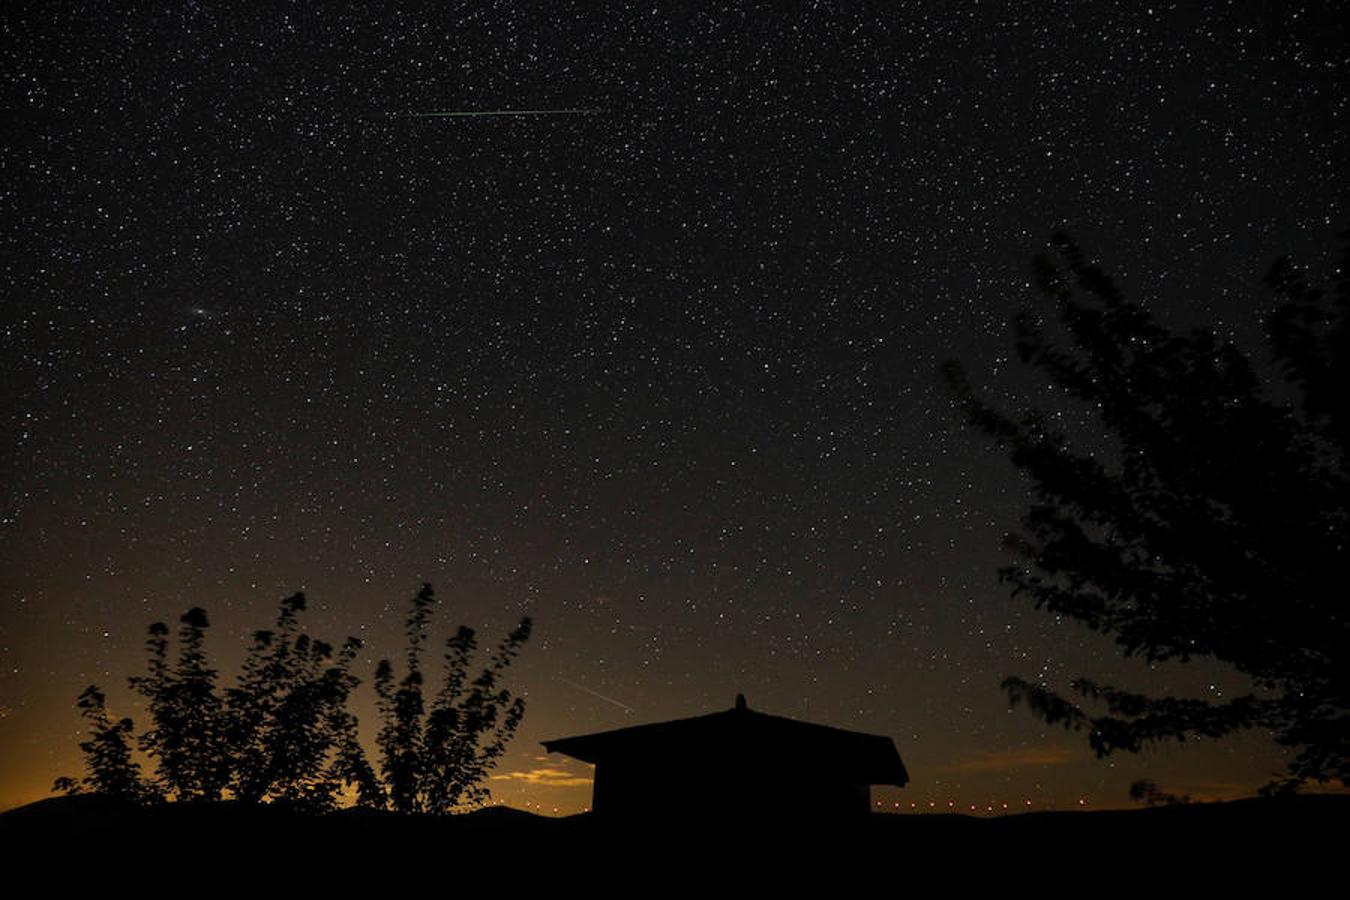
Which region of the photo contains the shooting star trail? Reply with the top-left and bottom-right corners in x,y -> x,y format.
556,676 -> 634,714
402,108 -> 603,119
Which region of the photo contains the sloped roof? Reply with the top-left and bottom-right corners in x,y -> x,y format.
543,695 -> 909,787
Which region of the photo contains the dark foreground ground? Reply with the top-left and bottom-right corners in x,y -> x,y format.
5,793 -> 1345,882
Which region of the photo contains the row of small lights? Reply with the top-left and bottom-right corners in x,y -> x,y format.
503,799 -> 1089,816
510,800 -> 587,815
876,799 -> 1089,813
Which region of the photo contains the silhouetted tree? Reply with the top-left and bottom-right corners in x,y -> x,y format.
374,583 -> 533,813
330,703 -> 385,810
944,232 -> 1348,792
130,608 -> 230,801
223,593 -> 375,811
57,585 -> 521,812
60,592 -> 382,810
53,685 -> 154,802
373,583 -> 434,813
422,618 -> 531,812
224,594 -> 303,803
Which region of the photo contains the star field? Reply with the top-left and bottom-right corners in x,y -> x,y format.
2,2 -> 1347,814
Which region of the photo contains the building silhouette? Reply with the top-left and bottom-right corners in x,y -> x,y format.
544,694 -> 909,823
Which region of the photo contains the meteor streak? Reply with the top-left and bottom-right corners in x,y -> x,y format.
556,676 -> 634,714
402,108 -> 602,118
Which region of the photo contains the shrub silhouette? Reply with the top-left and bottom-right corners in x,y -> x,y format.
56,584 -> 528,813
373,583 -> 532,814
52,685 -> 155,803
129,609 -> 231,801
220,593 -> 372,809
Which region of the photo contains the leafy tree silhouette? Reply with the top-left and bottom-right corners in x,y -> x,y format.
224,592 -> 374,810
373,583 -> 532,814
60,592 -> 380,811
130,608 -> 231,801
944,232 -> 1348,792
53,685 -> 155,803
57,584 -> 529,814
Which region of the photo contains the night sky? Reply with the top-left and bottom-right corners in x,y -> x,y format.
3,2 -> 1346,816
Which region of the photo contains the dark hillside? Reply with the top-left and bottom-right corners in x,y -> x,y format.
6,793 -> 1343,876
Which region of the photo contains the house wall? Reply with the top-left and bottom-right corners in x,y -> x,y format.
592,755 -> 871,822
